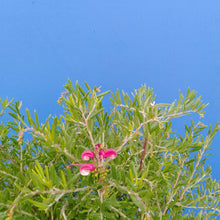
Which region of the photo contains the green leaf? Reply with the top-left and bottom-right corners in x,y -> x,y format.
97,90 -> 111,98
67,172 -> 80,187
26,108 -> 36,129
115,89 -> 121,104
34,110 -> 40,129
84,81 -> 92,91
49,164 -> 58,185
130,194 -> 145,211
89,108 -> 104,119
29,200 -> 49,210
60,170 -> 67,189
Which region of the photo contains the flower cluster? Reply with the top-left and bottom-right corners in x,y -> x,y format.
67,144 -> 117,176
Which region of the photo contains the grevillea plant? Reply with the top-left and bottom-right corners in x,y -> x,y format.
0,80 -> 220,219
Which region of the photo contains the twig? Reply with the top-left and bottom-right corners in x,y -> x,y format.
67,190 -> 93,218
162,153 -> 184,215
7,180 -> 32,220
162,171 -> 181,214
0,144 -> 19,168
20,140 -> 23,173
19,128 -> 47,140
0,203 -> 9,207
178,142 -> 208,203
52,144 -> 78,162
99,189 -> 104,220
0,170 -> 18,180
139,137 -> 148,172
48,153 -> 60,166
79,105 -> 96,149
163,110 -> 198,121
117,118 -> 160,153
141,179 -> 153,190
111,206 -> 129,219
178,204 -> 220,213
155,191 -> 162,213
72,189 -> 93,211
112,104 -> 148,116
111,183 -> 151,220
24,186 -> 90,197
61,201 -> 68,220
113,104 -> 198,121
18,209 -> 41,220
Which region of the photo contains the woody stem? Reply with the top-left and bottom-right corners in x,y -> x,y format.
138,137 -> 148,172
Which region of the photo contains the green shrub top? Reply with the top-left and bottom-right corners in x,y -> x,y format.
0,80 -> 219,219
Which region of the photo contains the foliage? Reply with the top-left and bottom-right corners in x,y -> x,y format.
0,80 -> 219,220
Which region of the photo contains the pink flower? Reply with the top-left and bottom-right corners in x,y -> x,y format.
103,149 -> 117,159
67,163 -> 96,176
80,163 -> 96,176
81,150 -> 95,161
67,145 -> 117,176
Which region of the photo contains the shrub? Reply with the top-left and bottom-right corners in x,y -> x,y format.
0,80 -> 219,219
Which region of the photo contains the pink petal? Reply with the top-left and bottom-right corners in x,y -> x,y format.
95,143 -> 102,152
67,164 -> 82,168
81,150 -> 95,161
95,143 -> 102,147
80,169 -> 90,176
104,149 -> 117,159
80,163 -> 96,176
98,149 -> 105,159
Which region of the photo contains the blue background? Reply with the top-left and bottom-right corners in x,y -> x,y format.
0,1 -> 219,180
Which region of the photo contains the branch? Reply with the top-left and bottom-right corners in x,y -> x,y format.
99,189 -> 104,220
18,209 -> 41,220
110,183 -> 151,220
24,186 -> 90,197
113,104 -> 199,121
138,137 -> 148,172
0,170 -> 18,180
20,128 -> 79,163
0,144 -> 19,168
163,153 -> 184,215
19,128 -> 47,140
116,118 -> 161,153
52,144 -> 78,162
67,189 -> 93,217
79,105 -> 96,149
112,104 -> 148,116
111,206 -> 129,219
155,191 -> 162,213
61,201 -> 68,220
67,189 -> 92,218
163,110 -> 198,121
7,180 -> 32,220
178,204 -> 220,213
178,142 -> 208,203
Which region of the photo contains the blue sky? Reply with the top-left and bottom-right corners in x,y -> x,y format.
0,1 -> 220,179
